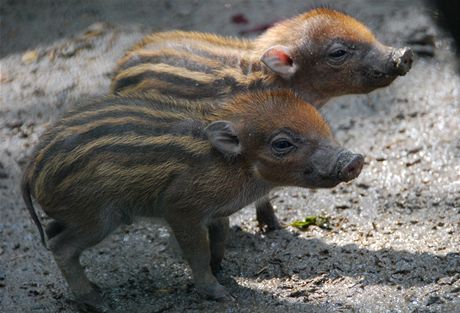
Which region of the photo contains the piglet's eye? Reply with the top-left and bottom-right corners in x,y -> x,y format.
272,139 -> 295,154
329,49 -> 347,58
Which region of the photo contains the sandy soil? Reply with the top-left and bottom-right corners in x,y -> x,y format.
1,1 -> 459,312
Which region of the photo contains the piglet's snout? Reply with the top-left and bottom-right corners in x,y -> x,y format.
335,152 -> 364,182
391,47 -> 413,76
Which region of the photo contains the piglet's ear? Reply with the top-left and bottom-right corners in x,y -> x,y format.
260,45 -> 297,79
205,120 -> 241,157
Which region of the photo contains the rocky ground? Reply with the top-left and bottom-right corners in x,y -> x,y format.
0,0 -> 459,312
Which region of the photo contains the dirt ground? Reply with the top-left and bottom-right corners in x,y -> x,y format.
1,1 -> 459,312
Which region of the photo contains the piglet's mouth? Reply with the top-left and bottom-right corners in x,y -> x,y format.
370,47 -> 414,80
370,70 -> 391,79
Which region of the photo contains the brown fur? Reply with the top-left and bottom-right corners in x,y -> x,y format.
252,8 -> 376,55
112,7 -> 410,105
22,90 -> 364,308
109,7 -> 412,231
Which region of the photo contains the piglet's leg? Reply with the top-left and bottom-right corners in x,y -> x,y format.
255,195 -> 282,231
48,226 -> 109,312
208,217 -> 229,274
168,219 -> 230,301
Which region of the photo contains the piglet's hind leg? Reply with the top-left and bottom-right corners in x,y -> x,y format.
47,214 -> 121,312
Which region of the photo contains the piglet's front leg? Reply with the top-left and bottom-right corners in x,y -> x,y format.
167,218 -> 230,301
208,217 -> 229,274
255,196 -> 282,231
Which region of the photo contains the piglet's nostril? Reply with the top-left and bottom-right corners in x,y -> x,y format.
393,47 -> 414,75
338,154 -> 364,182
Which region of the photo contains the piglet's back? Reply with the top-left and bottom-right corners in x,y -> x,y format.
111,31 -> 260,97
23,94 -> 212,214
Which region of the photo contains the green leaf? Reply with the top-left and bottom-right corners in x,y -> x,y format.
290,215 -> 331,231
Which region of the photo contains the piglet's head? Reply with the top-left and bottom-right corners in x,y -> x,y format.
256,8 -> 413,103
206,90 -> 364,189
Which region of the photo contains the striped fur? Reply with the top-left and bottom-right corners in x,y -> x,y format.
110,8 -> 399,107
22,90 -> 332,242
21,90 -> 365,304
111,30 -> 275,99
109,7 -> 412,233
24,95 -> 211,211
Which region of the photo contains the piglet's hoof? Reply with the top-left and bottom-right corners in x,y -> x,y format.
256,202 -> 284,231
74,290 -> 109,313
257,216 -> 284,232
265,220 -> 284,232
211,262 -> 222,275
75,302 -> 110,313
197,282 -> 233,302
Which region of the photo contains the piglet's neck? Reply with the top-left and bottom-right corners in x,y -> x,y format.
238,53 -> 330,108
206,164 -> 273,218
